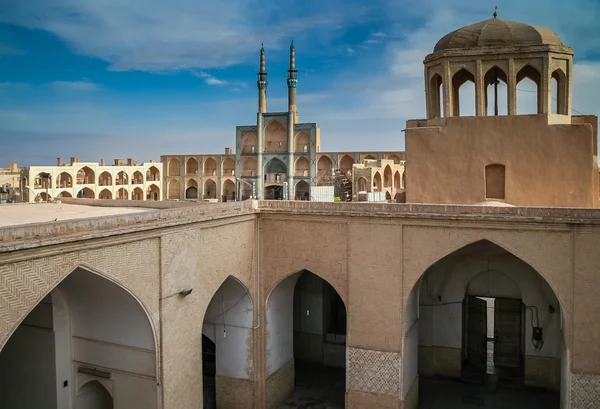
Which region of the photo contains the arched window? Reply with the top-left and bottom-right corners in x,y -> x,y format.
485,164 -> 505,200
551,69 -> 567,115
484,66 -> 508,116
430,73 -> 443,118
168,159 -> 181,177
516,65 -> 541,115
452,68 -> 476,117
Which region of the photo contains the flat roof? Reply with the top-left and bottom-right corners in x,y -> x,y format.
0,203 -> 153,227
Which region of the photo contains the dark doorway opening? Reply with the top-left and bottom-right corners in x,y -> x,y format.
265,185 -> 283,200
462,296 -> 525,388
280,271 -> 347,408
202,335 -> 216,409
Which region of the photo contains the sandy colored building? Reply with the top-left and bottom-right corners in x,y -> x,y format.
1,14 -> 600,409
352,158 -> 406,202
162,44 -> 405,202
21,157 -> 163,203
0,163 -> 22,203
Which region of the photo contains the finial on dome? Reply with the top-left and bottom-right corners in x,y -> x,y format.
261,42 -> 264,52
493,6 -> 498,18
290,39 -> 294,50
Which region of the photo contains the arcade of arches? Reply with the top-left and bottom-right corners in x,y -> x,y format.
0,207 -> 598,409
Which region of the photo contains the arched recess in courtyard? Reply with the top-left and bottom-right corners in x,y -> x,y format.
147,166 -> 160,182
295,180 -> 310,200
264,158 -> 286,200
204,179 -> 217,199
0,267 -> 158,409
204,158 -> 217,177
77,187 -> 95,198
146,184 -> 160,201
186,158 -> 198,175
222,179 -> 236,202
266,270 -> 347,409
222,158 -> 236,177
168,179 -> 180,200
186,179 -> 198,199
99,171 -> 112,186
132,186 -> 144,200
402,239 -> 565,409
264,120 -> 287,152
99,188 -> 112,200
201,276 -> 254,409
339,155 -> 354,175
168,158 -> 181,177
132,170 -> 144,185
317,156 -> 332,185
77,166 -> 95,185
57,171 -> 73,188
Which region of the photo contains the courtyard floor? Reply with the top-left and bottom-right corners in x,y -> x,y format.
417,377 -> 560,409
279,360 -> 345,409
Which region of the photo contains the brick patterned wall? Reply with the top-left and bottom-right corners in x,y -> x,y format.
347,347 -> 400,396
266,358 -> 294,409
0,239 -> 160,350
571,373 -> 600,409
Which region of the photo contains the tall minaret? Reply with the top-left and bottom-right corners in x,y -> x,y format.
257,43 -> 268,113
287,40 -> 298,123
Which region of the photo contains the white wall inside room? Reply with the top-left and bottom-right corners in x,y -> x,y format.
266,274 -> 300,375
0,297 -> 57,409
60,268 -> 158,409
202,277 -> 254,379
402,279 -> 420,398
417,254 -> 561,359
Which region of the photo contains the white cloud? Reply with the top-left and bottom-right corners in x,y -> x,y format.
0,82 -> 31,89
193,71 -> 228,86
0,0 -> 368,71
52,80 -> 101,91
346,47 -> 356,56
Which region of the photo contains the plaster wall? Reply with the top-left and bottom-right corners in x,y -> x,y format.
406,115 -> 598,207
202,277 -> 253,379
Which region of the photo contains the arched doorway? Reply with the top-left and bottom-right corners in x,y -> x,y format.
264,158 -> 286,200
202,277 -> 253,409
75,380 -> 113,409
266,270 -> 347,408
222,179 -> 236,202
295,180 -> 310,200
168,179 -> 180,200
146,184 -> 160,201
186,179 -> 198,199
0,267 -> 158,409
77,187 -> 95,198
403,240 -> 562,409
204,179 -> 217,199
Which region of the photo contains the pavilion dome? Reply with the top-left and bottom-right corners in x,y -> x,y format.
433,18 -> 563,53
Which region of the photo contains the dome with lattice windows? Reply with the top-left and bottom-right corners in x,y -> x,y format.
434,18 -> 563,53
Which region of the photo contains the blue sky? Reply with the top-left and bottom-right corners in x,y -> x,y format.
1,0 -> 599,166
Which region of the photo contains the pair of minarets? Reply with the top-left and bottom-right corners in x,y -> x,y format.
257,41 -> 298,123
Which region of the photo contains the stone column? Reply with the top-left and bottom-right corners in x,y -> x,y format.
475,60 -> 485,116
507,58 -> 517,115
442,60 -> 452,117
541,55 -> 551,115
257,113 -> 265,200
287,113 -> 294,200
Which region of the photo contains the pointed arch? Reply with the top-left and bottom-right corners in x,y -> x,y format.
168,158 -> 181,177
264,120 -> 287,153
186,158 -> 198,175
56,171 -> 73,188
317,156 -> 333,185
76,380 -> 113,409
484,66 -> 508,116
295,131 -> 310,153
185,179 -> 198,199
204,179 -> 217,199
115,187 -> 129,200
146,184 -> 160,201
222,158 -> 236,176
77,187 -> 95,199
394,171 -> 401,189
373,171 -> 382,191
339,155 -> 354,175
98,171 -> 112,186
99,188 -> 112,200
168,179 -> 180,200
294,180 -> 310,200
516,65 -> 541,114
452,68 -> 476,116
430,73 -> 444,118
364,155 -> 376,161
383,165 -> 392,188
295,156 -> 310,177
132,171 -> 144,185
132,186 -> 144,200
241,157 -> 257,177
386,154 -> 401,164
241,133 -> 258,153
204,157 -> 217,176
116,171 -> 128,186
147,166 -> 160,182
77,167 -> 95,185
58,191 -> 72,198
551,68 -> 567,115
222,179 -> 236,201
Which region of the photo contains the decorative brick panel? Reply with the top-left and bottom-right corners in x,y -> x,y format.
347,347 -> 400,396
572,373 -> 600,409
0,239 -> 160,349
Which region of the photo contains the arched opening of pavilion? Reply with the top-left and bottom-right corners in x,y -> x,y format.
201,277 -> 254,409
264,158 -> 286,200
0,267 -> 158,409
266,270 -> 347,408
402,240 -> 563,409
